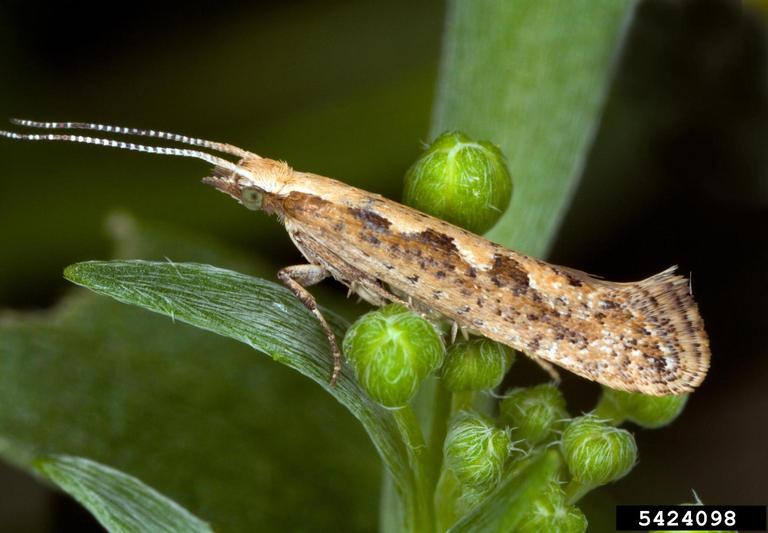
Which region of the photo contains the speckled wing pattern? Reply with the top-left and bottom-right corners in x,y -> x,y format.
277,172 -> 710,396
0,120 -> 709,394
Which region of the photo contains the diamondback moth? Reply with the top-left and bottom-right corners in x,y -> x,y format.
0,119 -> 711,395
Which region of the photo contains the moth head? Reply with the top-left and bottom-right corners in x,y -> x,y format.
202,155 -> 289,213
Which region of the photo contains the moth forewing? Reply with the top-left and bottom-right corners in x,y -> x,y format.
275,178 -> 709,395
0,120 -> 711,395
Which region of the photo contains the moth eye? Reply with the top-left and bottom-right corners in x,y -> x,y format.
241,188 -> 263,210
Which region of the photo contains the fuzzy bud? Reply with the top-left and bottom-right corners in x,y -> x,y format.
441,338 -> 515,392
343,304 -> 444,408
499,384 -> 569,446
403,131 -> 513,234
518,484 -> 588,533
561,415 -> 637,490
597,387 -> 689,429
443,411 -> 512,490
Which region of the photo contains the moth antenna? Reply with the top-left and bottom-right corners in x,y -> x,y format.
9,118 -> 252,159
0,130 -> 252,179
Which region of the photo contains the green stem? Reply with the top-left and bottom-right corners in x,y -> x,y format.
564,477 -> 595,505
430,382 -> 456,531
451,391 -> 476,415
432,390 -> 478,530
593,393 -> 626,425
434,467 -> 462,531
393,405 -> 435,533
449,451 -> 562,532
427,380 -> 451,484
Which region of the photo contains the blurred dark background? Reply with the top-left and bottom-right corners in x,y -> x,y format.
0,0 -> 765,531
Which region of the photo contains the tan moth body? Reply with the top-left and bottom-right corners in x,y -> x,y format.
0,120 -> 711,395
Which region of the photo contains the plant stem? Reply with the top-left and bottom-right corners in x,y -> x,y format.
593,393 -> 626,425
393,405 -> 435,533
434,467 -> 462,531
427,380 -> 451,483
449,450 -> 562,531
564,477 -> 594,505
451,390 -> 476,415
430,389 -> 478,529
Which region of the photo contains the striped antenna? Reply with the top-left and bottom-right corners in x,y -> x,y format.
0,129 -> 252,179
9,118 -> 252,159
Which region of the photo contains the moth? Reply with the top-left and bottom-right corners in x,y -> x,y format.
0,119 -> 711,395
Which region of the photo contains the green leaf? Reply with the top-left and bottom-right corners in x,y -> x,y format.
37,455 -> 213,533
63,259 -> 418,529
432,0 -> 636,257
0,215 -> 380,532
448,450 -> 562,533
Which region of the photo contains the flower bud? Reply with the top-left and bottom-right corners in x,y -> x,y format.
444,411 -> 511,490
441,338 -> 515,392
518,484 -> 588,533
560,415 -> 637,490
403,131 -> 513,234
343,304 -> 444,408
597,387 -> 689,429
499,384 -> 569,446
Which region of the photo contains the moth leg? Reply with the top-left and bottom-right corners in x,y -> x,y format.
278,264 -> 342,386
531,356 -> 561,383
351,278 -> 408,307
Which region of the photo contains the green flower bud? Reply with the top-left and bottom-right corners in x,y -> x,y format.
518,483 -> 588,533
441,338 -> 515,392
403,131 -> 513,234
444,411 -> 511,490
499,383 -> 569,446
560,415 -> 637,499
343,304 -> 444,408
596,387 -> 689,428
